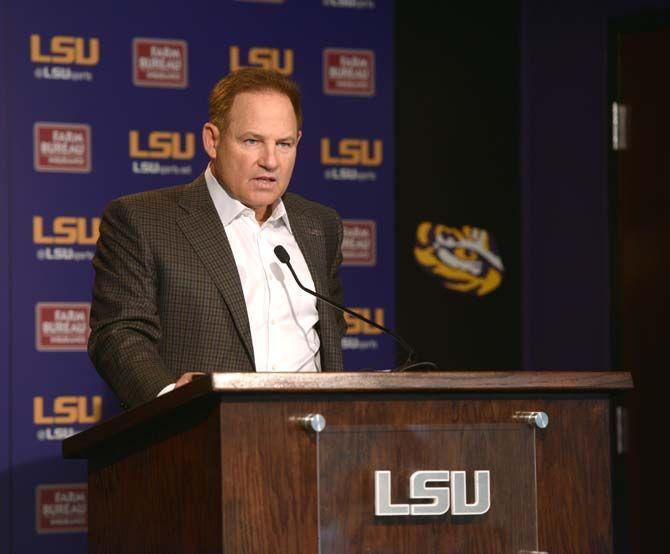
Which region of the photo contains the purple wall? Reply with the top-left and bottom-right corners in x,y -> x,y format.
521,0 -> 670,370
1,0 -> 11,544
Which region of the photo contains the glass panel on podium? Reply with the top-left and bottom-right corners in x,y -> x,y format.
317,424 -> 538,553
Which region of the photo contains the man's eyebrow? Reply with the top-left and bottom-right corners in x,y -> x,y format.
240,131 -> 265,139
239,131 -> 297,143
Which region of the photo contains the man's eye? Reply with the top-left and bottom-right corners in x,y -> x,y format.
244,139 -> 258,145
278,142 -> 292,149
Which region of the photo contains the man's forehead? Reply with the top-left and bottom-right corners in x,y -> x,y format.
228,91 -> 298,134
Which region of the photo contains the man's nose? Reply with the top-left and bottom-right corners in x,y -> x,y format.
258,145 -> 279,170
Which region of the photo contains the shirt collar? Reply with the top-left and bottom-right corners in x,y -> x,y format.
204,165 -> 293,234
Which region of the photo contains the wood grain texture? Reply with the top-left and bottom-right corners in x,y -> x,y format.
214,393 -> 613,553
69,375 -> 622,552
87,398 -> 223,553
63,372 -> 632,458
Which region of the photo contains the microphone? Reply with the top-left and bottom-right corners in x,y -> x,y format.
273,245 -> 435,371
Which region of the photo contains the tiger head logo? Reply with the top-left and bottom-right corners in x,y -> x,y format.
414,223 -> 504,296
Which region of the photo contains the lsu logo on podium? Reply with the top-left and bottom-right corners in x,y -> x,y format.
321,138 -> 383,167
129,130 -> 195,160
33,396 -> 102,425
30,34 -> 100,66
33,216 -> 100,245
229,46 -> 294,75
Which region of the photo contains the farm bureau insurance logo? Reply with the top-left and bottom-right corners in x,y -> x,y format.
342,220 -> 376,266
33,395 -> 102,442
35,302 -> 90,351
342,307 -> 385,351
414,223 -> 504,296
323,48 -> 375,96
229,46 -> 294,75
30,34 -> 99,82
34,123 -> 91,173
36,484 -> 87,534
133,38 -> 188,88
129,130 -> 195,175
321,137 -> 382,182
33,215 -> 99,262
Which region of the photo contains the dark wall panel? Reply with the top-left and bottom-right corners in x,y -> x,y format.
396,4 -> 521,369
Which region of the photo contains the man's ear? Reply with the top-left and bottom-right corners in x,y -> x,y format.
296,130 -> 302,145
202,122 -> 220,159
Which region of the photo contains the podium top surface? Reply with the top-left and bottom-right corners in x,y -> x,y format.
205,371 -> 632,392
63,371 -> 632,459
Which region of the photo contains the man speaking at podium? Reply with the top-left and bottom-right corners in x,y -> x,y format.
88,68 -> 346,409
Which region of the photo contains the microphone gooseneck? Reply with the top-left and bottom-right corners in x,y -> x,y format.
273,245 -> 432,371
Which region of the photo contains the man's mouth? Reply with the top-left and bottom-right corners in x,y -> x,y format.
251,176 -> 277,186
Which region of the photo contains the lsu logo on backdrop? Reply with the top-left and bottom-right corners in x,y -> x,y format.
33,396 -> 102,425
35,302 -> 90,351
321,137 -> 382,181
33,395 -> 102,442
133,38 -> 188,88
33,215 -> 99,262
414,223 -> 504,296
342,220 -> 376,266
129,130 -> 195,176
36,484 -> 87,533
323,48 -> 375,96
30,34 -> 99,82
342,307 -> 385,351
33,122 -> 91,173
229,46 -> 294,75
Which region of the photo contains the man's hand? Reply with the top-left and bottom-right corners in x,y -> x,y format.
174,372 -> 207,389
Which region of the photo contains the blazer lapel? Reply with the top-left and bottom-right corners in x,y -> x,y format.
285,198 -> 328,299
175,176 -> 255,367
284,194 -> 342,371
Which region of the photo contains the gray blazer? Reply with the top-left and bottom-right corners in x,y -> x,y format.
89,175 -> 346,409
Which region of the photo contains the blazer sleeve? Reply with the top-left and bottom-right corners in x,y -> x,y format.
88,198 -> 174,409
326,210 -> 347,337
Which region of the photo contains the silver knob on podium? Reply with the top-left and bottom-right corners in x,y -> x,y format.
513,411 -> 549,429
295,413 -> 326,433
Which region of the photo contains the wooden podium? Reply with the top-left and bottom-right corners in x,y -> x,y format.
63,371 -> 632,553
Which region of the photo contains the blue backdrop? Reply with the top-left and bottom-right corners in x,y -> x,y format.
0,0 -> 394,550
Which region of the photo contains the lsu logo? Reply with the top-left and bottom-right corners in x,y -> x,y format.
229,46 -> 294,75
33,396 -> 102,425
129,130 -> 195,160
345,308 -> 384,335
321,138 -> 383,166
33,216 -> 100,245
414,224 -> 504,296
30,34 -> 100,66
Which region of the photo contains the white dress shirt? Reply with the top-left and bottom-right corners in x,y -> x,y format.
159,167 -> 321,396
